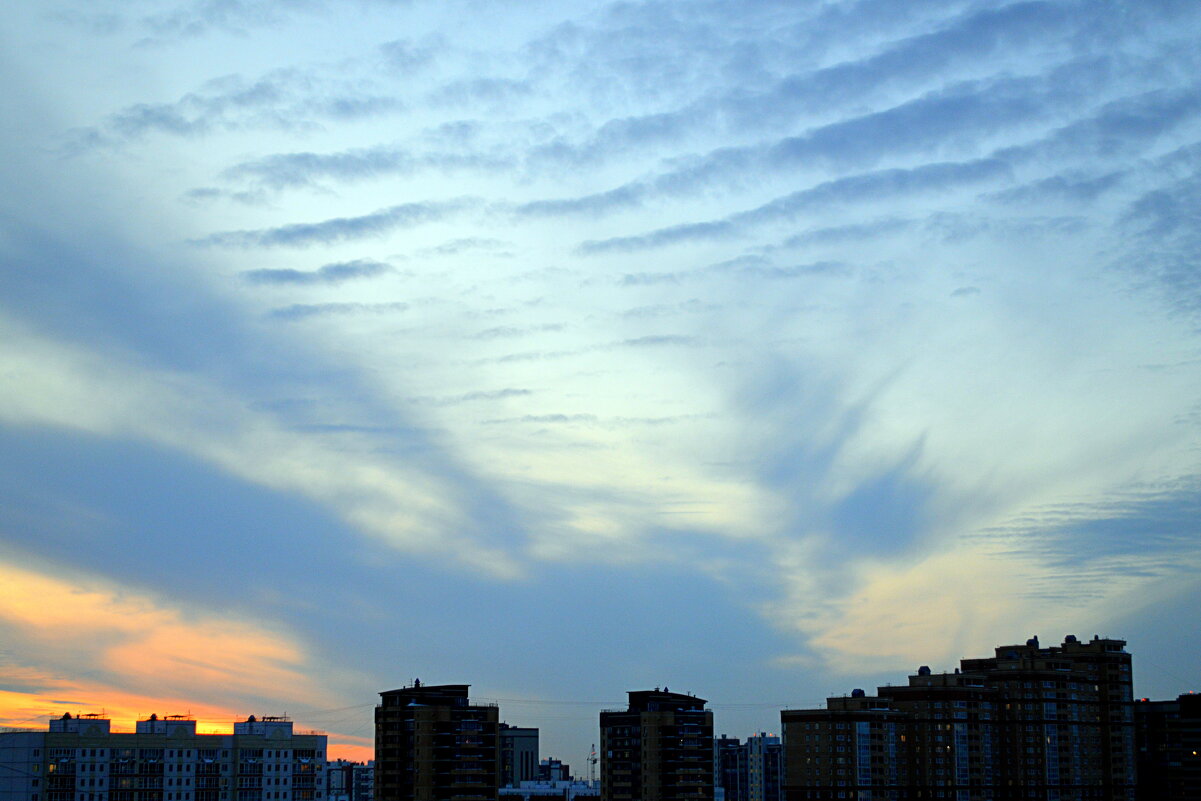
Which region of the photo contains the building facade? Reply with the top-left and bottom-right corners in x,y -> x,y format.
781,635 -> 1136,801
713,734 -> 780,801
600,690 -> 713,801
326,761 -> 372,801
374,682 -> 500,801
0,712 -> 327,801
500,726 -> 539,788
1134,692 -> 1201,801
714,737 -> 746,801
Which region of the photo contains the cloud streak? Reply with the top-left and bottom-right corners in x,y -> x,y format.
197,199 -> 477,247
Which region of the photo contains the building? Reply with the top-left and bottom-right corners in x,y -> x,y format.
743,734 -> 781,801
875,666 -> 997,796
782,691 -> 908,800
536,760 -> 570,783
600,689 -> 713,801
713,736 -> 746,801
500,726 -> 539,788
1135,692 -> 1201,800
374,682 -> 500,801
326,760 -> 372,801
781,635 -> 1135,801
0,711 -> 327,801
713,734 -> 780,801
960,634 -> 1135,800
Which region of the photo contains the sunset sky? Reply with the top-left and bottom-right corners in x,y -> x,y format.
2,0 -> 1200,764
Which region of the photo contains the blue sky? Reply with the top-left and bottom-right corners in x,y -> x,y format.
2,0 -> 1200,763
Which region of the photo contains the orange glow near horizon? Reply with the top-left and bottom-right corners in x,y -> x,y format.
0,559 -> 364,755
328,742 -> 374,762
1,685 -> 374,761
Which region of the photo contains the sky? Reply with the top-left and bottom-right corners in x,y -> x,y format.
1,0 -> 1200,766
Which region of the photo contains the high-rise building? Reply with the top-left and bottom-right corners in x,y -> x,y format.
1135,692 -> 1201,800
781,691 -> 908,799
713,734 -> 781,801
500,725 -> 539,788
713,736 -> 746,801
961,634 -> 1136,799
374,682 -> 500,801
600,690 -> 713,801
0,711 -> 327,801
875,666 -> 997,795
326,760 -> 373,801
743,734 -> 781,801
781,635 -> 1135,801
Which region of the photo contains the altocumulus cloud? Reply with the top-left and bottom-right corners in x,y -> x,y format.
6,0 -> 1201,762
242,259 -> 393,285
196,199 -> 478,248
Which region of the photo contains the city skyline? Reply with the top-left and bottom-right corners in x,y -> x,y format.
2,0 -> 1201,767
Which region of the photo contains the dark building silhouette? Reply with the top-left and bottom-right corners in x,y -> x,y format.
501,724 -> 539,787
375,682 -> 500,801
1135,692 -> 1201,800
781,635 -> 1135,801
714,733 -> 781,801
537,758 -> 571,782
715,736 -> 747,801
600,689 -> 713,801
782,690 -> 909,798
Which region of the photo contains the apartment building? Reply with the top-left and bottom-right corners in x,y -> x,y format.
600,690 -> 713,801
0,712 -> 326,801
374,682 -> 500,801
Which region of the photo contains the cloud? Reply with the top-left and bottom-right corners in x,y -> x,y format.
712,259 -> 849,280
782,218 -> 914,247
417,237 -> 510,257
70,69 -> 402,148
985,171 -> 1126,206
269,301 -> 409,320
221,146 -> 513,190
406,388 -> 533,406
428,77 -> 533,109
0,316 -> 525,579
580,158 -> 1011,253
517,184 -> 649,218
469,324 -> 564,339
997,84 -> 1201,167
196,199 -> 476,247
0,560 -> 325,706
380,35 -> 442,73
621,335 -> 698,347
242,259 -> 393,285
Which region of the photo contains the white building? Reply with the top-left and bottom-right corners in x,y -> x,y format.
0,712 -> 326,801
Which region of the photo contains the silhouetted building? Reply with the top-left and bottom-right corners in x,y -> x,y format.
744,734 -> 781,801
375,682 -> 500,801
537,759 -> 570,782
501,725 -> 539,787
713,734 -> 780,801
1135,692 -> 1201,800
876,666 -> 997,796
0,711 -> 327,801
782,690 -> 908,799
961,634 -> 1135,800
781,635 -> 1135,801
600,690 -> 713,801
714,736 -> 746,801
328,759 -> 373,801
